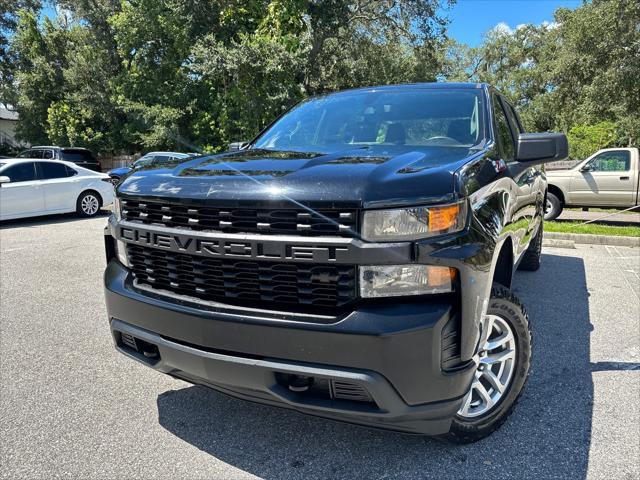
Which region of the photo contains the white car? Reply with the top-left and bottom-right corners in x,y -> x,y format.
0,158 -> 115,221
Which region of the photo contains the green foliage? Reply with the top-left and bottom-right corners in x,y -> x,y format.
566,122 -> 617,159
4,0 -> 639,157
452,0 -> 640,151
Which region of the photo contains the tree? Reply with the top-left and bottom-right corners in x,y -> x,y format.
566,122 -> 617,159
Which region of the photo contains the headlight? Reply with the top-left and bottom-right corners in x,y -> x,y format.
113,197 -> 122,222
360,265 -> 456,298
362,201 -> 466,241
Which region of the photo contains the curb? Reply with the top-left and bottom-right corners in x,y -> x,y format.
543,232 -> 640,247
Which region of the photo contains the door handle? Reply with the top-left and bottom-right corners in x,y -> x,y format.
620,176 -> 630,180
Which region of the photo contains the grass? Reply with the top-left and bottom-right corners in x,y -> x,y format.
565,207 -> 640,215
546,221 -> 640,237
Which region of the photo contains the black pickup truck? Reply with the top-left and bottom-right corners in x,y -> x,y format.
104,83 -> 568,442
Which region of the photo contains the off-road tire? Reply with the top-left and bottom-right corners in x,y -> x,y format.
445,285 -> 532,443
518,222 -> 543,271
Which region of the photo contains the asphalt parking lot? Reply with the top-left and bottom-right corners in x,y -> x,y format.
1,214 -> 639,480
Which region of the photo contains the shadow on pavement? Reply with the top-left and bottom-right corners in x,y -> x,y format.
0,210 -> 110,229
155,253 -> 621,479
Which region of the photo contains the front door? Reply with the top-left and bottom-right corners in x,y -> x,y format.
568,150 -> 634,206
0,162 -> 45,219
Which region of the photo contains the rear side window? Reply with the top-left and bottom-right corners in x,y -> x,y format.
39,162 -> 76,179
61,149 -> 95,162
492,96 -> 515,161
41,150 -> 54,159
3,162 -> 38,182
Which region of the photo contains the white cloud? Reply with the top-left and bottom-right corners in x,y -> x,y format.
541,21 -> 560,29
491,22 -> 514,36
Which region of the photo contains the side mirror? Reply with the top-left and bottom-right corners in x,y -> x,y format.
0,176 -> 10,185
580,164 -> 592,173
228,141 -> 248,151
515,133 -> 569,163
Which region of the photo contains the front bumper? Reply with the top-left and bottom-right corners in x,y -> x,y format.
105,259 -> 476,434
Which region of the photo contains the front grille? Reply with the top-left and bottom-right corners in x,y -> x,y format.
122,199 -> 358,237
127,245 -> 357,312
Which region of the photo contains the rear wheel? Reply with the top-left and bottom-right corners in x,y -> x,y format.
76,191 -> 101,217
446,285 -> 532,443
544,192 -> 562,221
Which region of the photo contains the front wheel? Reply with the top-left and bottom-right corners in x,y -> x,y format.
544,192 -> 563,221
76,191 -> 101,217
446,285 -> 532,443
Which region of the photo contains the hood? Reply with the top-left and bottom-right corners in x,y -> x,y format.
117,146 -> 484,208
109,166 -> 133,176
546,168 -> 575,178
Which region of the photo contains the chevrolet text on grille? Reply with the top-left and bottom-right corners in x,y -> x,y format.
118,226 -> 349,262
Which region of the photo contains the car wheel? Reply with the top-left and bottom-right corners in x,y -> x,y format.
518,221 -> 543,271
544,192 -> 562,221
77,191 -> 101,217
446,285 -> 532,443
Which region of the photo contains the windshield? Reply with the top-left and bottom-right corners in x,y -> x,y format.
253,89 -> 485,152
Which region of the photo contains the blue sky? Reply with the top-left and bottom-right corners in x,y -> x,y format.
442,0 -> 583,46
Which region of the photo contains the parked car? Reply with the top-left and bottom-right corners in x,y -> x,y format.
0,158 -> 114,220
17,146 -> 102,172
104,82 -> 568,442
545,147 -> 639,220
107,152 -> 194,184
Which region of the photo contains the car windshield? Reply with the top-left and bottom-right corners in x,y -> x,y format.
133,156 -> 154,167
253,89 -> 485,153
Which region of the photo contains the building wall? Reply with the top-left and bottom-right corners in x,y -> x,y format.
0,119 -> 24,147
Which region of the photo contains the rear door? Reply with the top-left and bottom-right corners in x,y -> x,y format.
0,162 -> 45,219
568,150 -> 634,206
36,161 -> 79,212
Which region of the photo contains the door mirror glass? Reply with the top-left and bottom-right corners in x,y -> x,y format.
0,175 -> 10,185
515,133 -> 569,163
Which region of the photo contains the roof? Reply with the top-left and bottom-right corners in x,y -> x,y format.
143,151 -> 191,156
31,146 -> 91,151
0,157 -> 106,174
0,107 -> 18,121
331,82 -> 487,96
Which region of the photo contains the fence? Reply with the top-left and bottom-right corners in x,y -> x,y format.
98,155 -> 137,171
546,159 -> 581,170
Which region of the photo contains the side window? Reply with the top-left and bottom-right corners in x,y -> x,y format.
492,95 -> 515,161
41,150 -> 54,159
502,99 -> 523,135
4,162 -> 38,182
39,162 -> 74,179
587,151 -> 631,172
